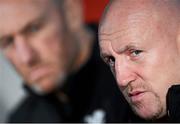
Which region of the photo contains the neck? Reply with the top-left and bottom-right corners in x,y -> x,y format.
151,114 -> 170,123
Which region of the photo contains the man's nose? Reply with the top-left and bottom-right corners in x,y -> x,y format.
115,59 -> 135,87
14,35 -> 36,65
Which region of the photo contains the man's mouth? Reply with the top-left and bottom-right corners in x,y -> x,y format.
128,90 -> 146,103
29,67 -> 51,81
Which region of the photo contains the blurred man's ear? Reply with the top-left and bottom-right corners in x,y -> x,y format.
63,0 -> 84,32
63,0 -> 94,45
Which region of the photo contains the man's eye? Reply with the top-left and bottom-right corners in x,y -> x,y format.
129,50 -> 143,57
0,37 -> 14,49
29,25 -> 40,33
25,24 -> 41,35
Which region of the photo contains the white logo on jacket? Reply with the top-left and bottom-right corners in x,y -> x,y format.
84,109 -> 105,124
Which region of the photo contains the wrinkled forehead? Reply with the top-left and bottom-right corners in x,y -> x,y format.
99,0 -> 169,54
0,0 -> 54,34
99,0 -> 157,37
99,10 -> 157,50
99,0 -> 179,38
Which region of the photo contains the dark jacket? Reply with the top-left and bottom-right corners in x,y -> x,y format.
166,85 -> 180,122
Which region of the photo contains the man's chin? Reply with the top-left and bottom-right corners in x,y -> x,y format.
28,74 -> 67,95
29,80 -> 62,95
29,83 -> 55,95
30,83 -> 47,95
132,105 -> 163,121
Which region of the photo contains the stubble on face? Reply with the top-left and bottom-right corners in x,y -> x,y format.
120,80 -> 163,120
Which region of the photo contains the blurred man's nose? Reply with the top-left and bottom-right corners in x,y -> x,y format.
14,35 -> 36,65
115,59 -> 136,87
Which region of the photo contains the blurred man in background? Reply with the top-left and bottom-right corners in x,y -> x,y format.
0,0 -> 133,122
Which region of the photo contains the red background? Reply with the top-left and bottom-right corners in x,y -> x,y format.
83,0 -> 109,23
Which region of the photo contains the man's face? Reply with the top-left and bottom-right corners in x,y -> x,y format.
99,2 -> 180,120
0,0 -> 79,94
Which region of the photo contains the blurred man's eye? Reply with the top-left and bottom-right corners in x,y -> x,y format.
29,25 -> 39,33
28,24 -> 41,33
0,36 -> 14,49
24,23 -> 42,36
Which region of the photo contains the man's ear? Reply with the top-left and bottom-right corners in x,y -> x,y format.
63,0 -> 84,33
176,25 -> 180,53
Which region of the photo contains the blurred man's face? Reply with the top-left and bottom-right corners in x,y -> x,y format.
99,1 -> 180,120
0,0 -> 79,94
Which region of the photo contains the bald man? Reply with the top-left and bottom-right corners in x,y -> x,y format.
99,0 -> 180,122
